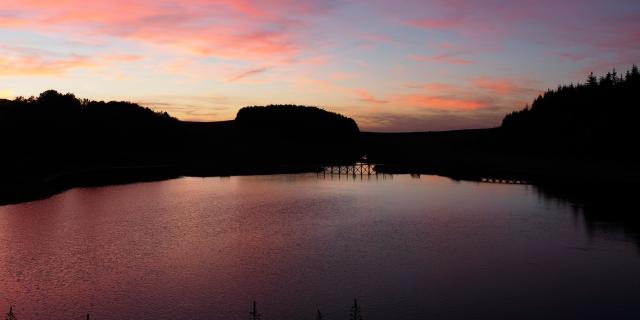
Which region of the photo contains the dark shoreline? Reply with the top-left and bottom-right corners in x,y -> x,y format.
2,158 -> 639,206
0,164 -> 324,206
374,160 -> 640,185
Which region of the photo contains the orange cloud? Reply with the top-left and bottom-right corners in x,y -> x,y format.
395,78 -> 540,113
472,77 -> 517,94
471,76 -> 542,98
0,14 -> 25,28
354,89 -> 387,104
0,55 -> 94,76
397,94 -> 485,111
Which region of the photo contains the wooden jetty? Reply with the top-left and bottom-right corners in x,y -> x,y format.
322,162 -> 376,176
480,177 -> 528,184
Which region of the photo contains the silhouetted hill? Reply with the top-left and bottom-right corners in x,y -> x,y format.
236,105 -> 359,164
181,105 -> 361,174
236,105 -> 359,140
501,65 -> 640,160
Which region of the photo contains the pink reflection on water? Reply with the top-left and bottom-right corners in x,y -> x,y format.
0,174 -> 638,320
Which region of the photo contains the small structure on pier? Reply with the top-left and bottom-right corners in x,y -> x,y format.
323,162 -> 375,176
480,177 -> 527,184
322,156 -> 376,176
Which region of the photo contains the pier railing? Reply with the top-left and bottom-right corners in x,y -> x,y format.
321,162 -> 376,176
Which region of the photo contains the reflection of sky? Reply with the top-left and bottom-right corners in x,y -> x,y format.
1,0 -> 639,131
1,174 -> 639,319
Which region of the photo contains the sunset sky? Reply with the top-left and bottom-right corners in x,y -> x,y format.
1,0 -> 638,131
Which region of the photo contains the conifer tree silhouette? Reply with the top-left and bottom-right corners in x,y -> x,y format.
500,64 -> 640,159
587,72 -> 597,86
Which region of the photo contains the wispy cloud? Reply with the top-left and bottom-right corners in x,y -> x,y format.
354,89 -> 387,104
0,54 -> 93,76
0,45 -> 145,76
227,66 -> 272,82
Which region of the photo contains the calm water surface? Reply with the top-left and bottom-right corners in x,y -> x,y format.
0,174 -> 639,319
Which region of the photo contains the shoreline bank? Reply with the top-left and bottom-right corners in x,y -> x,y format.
2,158 -> 638,206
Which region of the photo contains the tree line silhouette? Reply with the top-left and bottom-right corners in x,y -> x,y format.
0,92 -> 361,203
0,92 -> 360,168
1,66 -> 639,203
501,65 -> 640,160
363,65 -> 640,187
0,90 -> 182,169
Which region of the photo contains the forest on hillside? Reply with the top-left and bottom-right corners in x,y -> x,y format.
0,90 -> 182,172
501,65 -> 640,160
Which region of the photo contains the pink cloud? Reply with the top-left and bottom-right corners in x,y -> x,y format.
0,13 -> 25,27
2,0 -> 638,132
354,89 -> 388,104
396,94 -> 485,111
328,71 -> 359,81
382,76 -> 541,115
0,0 -> 332,63
410,54 -> 474,65
227,66 -> 272,82
407,18 -> 463,30
471,77 -> 517,94
346,109 -> 501,132
470,77 -> 542,99
0,55 -> 93,76
0,45 -> 146,76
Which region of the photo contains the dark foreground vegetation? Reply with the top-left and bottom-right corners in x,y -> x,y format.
4,299 -> 364,320
0,66 -> 638,204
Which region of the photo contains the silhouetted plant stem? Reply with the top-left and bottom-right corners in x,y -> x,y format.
350,299 -> 362,320
5,306 -> 17,320
249,301 -> 261,320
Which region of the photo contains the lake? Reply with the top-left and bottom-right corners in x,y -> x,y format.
1,174 -> 639,319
